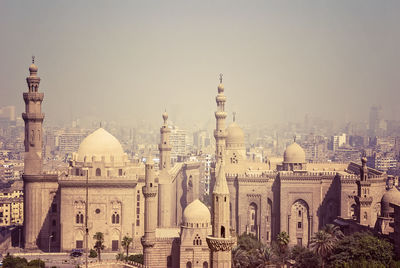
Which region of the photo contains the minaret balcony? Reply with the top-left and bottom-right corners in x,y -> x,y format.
22,113 -> 44,121
23,92 -> 44,102
215,111 -> 227,119
141,236 -> 156,247
206,236 -> 236,252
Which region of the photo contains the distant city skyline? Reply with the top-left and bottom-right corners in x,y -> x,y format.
1,1 -> 399,127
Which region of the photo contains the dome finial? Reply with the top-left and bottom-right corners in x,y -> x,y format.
293,135 -> 296,143
29,56 -> 38,74
219,73 -> 223,84
32,55 -> 35,64
233,112 -> 236,122
162,109 -> 168,124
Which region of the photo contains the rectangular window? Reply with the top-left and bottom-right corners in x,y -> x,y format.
76,240 -> 83,249
297,238 -> 302,246
136,219 -> 140,226
112,240 -> 119,251
137,195 -> 140,201
136,208 -> 140,214
267,231 -> 269,240
52,203 -> 57,213
297,222 -> 302,229
119,169 -> 123,176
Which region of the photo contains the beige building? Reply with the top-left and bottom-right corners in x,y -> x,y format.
20,60 -> 400,267
21,61 -> 206,267
0,180 -> 24,226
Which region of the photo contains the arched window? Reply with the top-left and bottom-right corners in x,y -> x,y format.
76,214 -> 80,224
221,226 -> 225,238
186,261 -> 192,268
203,262 -> 208,268
112,214 -> 116,224
96,168 -> 101,176
116,214 -> 120,224
80,214 -> 84,224
76,212 -> 83,224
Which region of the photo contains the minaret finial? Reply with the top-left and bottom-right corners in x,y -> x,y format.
32,55 -> 35,64
219,73 -> 223,84
233,112 -> 236,122
293,135 -> 296,142
100,122 -> 102,128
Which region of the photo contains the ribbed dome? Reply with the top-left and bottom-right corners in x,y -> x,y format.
226,122 -> 245,146
183,199 -> 210,225
381,187 -> 400,215
283,142 -> 306,163
76,128 -> 125,165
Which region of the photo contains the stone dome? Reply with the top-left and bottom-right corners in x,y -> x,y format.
226,122 -> 245,147
183,199 -> 211,225
381,187 -> 400,216
283,142 -> 306,163
76,128 -> 126,165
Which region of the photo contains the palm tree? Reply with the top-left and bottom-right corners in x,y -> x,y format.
322,224 -> 344,241
276,231 -> 290,253
309,230 -> 335,268
232,246 -> 250,268
121,235 -> 133,259
93,232 -> 105,262
256,245 -> 274,268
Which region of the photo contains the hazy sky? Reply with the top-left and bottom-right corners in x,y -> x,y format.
1,1 -> 399,128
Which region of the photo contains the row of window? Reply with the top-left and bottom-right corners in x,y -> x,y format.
75,211 -> 120,224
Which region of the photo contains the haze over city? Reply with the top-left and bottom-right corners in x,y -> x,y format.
1,0 -> 399,128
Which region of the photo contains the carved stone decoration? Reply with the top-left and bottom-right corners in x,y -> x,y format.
206,236 -> 236,251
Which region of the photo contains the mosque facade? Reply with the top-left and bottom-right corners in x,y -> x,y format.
21,61 -> 400,267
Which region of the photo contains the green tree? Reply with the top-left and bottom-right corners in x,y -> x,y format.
93,232 -> 105,262
232,246 -> 250,268
309,230 -> 335,268
322,224 -> 344,240
237,233 -> 263,252
115,252 -> 125,261
276,231 -> 289,253
329,232 -> 393,267
2,254 -> 28,268
27,259 -> 45,268
127,254 -> 144,264
255,245 -> 274,267
290,245 -> 321,268
121,235 -> 133,258
89,249 -> 97,258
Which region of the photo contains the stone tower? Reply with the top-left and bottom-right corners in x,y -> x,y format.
356,155 -> 373,226
159,111 -> 171,171
214,74 -> 227,163
141,157 -> 158,266
207,76 -> 235,268
206,159 -> 235,268
22,58 -> 59,250
158,111 -> 173,227
23,57 -> 44,175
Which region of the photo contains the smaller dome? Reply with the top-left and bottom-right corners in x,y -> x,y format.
381,187 -> 400,215
283,142 -> 306,163
29,63 -> 38,73
183,199 -> 210,225
226,122 -> 245,146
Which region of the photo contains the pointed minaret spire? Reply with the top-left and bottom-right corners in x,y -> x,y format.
207,76 -> 234,267
159,110 -> 171,171
214,74 -> 227,163
23,57 -> 44,174
233,112 -> 236,123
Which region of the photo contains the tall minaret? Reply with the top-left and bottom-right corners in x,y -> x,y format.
214,74 -> 227,162
356,154 -> 373,226
207,75 -> 234,268
207,158 -> 235,268
159,111 -> 171,171
22,58 -> 59,250
158,111 -> 173,227
23,56 -> 44,175
141,157 -> 158,267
